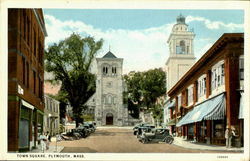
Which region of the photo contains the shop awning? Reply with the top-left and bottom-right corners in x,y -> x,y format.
239,91 -> 244,119
176,93 -> 225,127
21,100 -> 34,110
167,100 -> 176,109
166,119 -> 176,126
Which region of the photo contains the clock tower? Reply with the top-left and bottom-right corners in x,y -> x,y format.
165,14 -> 196,92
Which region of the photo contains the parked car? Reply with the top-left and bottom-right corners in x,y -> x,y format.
136,125 -> 155,138
86,122 -> 96,132
133,123 -> 155,135
139,128 -> 174,144
75,126 -> 88,138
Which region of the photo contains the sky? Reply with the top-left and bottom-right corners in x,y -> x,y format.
43,9 -> 244,74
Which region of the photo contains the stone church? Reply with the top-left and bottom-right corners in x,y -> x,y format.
86,51 -> 129,126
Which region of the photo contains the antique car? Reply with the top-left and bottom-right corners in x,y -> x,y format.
86,122 -> 96,132
75,126 -> 88,138
136,125 -> 155,138
133,123 -> 155,135
139,128 -> 174,144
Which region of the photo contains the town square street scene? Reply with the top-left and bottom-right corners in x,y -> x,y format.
5,4 -> 248,161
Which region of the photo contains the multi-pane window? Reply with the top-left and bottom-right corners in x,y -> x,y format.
33,71 -> 36,94
187,86 -> 193,105
239,58 -> 244,80
177,95 -> 181,110
198,75 -> 206,98
22,57 -> 25,85
26,63 -> 29,88
211,62 -> 225,90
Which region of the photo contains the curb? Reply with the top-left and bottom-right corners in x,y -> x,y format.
172,140 -> 244,152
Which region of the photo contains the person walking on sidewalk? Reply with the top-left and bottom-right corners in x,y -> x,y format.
225,125 -> 232,148
39,133 -> 47,153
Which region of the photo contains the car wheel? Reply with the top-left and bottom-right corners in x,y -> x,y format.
142,138 -> 147,144
165,137 -> 172,144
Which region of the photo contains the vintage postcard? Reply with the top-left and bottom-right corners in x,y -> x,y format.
0,0 -> 249,160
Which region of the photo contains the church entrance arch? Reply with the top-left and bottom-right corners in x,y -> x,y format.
106,113 -> 113,125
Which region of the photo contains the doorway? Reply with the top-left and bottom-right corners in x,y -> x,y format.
106,113 -> 113,125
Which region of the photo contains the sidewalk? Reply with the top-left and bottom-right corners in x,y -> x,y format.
173,137 -> 244,152
29,138 -> 64,153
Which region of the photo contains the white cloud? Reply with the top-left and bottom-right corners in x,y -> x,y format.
44,14 -> 173,74
186,16 -> 243,30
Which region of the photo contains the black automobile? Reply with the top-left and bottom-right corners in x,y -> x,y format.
133,123 -> 155,135
136,125 -> 155,138
86,122 -> 96,132
139,128 -> 174,144
75,126 -> 88,138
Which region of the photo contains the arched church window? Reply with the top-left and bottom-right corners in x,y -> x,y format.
108,95 -> 112,104
103,66 -> 108,75
112,67 -> 117,75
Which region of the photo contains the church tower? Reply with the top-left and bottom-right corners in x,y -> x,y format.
166,14 -> 196,92
95,51 -> 128,126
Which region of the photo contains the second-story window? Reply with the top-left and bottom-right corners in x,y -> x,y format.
198,75 -> 206,98
177,95 -> 181,111
239,58 -> 244,80
211,62 -> 225,90
187,86 -> 193,105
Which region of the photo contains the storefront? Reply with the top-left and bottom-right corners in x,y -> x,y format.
18,100 -> 44,151
19,100 -> 34,151
176,93 -> 226,145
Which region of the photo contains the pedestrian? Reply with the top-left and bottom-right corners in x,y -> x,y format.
39,133 -> 47,153
231,126 -> 238,146
45,131 -> 50,150
225,125 -> 232,148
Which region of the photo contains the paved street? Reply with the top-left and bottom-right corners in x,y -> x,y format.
50,127 -> 239,153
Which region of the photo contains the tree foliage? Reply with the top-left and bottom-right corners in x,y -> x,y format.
124,68 -> 166,118
45,33 -> 103,126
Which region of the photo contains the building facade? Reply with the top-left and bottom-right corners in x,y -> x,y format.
44,95 -> 60,136
94,51 -> 128,126
8,9 -> 47,151
167,33 -> 244,147
164,14 -> 196,126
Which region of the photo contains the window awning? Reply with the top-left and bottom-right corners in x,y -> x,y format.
21,100 -> 34,110
176,93 -> 225,127
239,91 -> 244,119
167,100 -> 176,109
166,119 -> 176,126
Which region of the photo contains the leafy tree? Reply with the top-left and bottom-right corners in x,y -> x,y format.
124,68 -> 166,119
45,33 -> 103,127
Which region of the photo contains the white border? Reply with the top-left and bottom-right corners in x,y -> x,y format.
1,0 -> 249,161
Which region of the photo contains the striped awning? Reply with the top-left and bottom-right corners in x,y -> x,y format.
239,91 -> 244,119
176,93 -> 225,127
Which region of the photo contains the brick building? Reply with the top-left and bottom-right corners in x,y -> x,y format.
8,9 -> 47,152
167,33 -> 244,147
